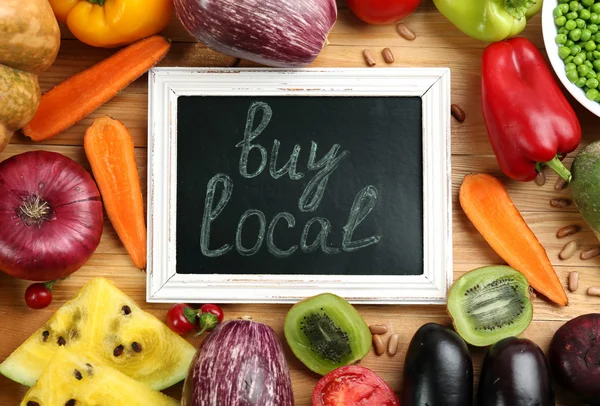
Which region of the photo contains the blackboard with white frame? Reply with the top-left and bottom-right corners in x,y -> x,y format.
146,68 -> 452,304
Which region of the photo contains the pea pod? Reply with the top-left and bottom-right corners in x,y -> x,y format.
433,0 -> 543,42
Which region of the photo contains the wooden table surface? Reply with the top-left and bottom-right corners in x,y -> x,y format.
1,1 -> 599,404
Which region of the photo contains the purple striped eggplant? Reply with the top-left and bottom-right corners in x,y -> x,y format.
183,319 -> 294,406
173,0 -> 337,68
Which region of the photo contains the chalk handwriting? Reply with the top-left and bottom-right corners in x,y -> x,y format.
236,101 -> 272,178
236,209 -> 266,256
266,212 -> 298,258
342,185 -> 382,252
200,173 -> 233,257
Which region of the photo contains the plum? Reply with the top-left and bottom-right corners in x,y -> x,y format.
550,313 -> 600,405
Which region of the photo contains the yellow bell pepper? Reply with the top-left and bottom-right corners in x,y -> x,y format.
49,0 -> 173,48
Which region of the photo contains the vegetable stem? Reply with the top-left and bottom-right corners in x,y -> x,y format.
545,156 -> 572,183
505,0 -> 537,19
87,0 -> 106,5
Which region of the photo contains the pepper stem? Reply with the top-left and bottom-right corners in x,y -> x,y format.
87,0 -> 106,5
43,280 -> 58,291
544,156 -> 572,183
505,0 -> 537,19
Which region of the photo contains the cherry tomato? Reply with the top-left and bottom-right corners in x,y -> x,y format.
166,303 -> 197,335
346,0 -> 421,25
200,304 -> 224,324
25,283 -> 53,309
312,365 -> 400,406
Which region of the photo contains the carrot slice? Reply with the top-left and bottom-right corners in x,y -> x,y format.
23,35 -> 170,142
84,116 -> 146,270
459,173 -> 568,306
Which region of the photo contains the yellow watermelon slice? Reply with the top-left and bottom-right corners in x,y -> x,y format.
19,348 -> 179,406
0,277 -> 196,390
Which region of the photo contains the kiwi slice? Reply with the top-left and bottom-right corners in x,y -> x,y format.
447,265 -> 533,347
284,293 -> 371,375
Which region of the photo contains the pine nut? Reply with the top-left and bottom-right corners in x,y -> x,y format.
451,104 -> 466,122
581,246 -> 600,260
369,324 -> 388,335
559,240 -> 578,260
373,334 -> 385,355
382,48 -> 395,64
396,23 -> 416,40
587,286 -> 600,297
363,49 -> 376,66
556,225 -> 581,238
534,171 -> 546,186
387,333 -> 399,355
568,272 -> 579,292
555,177 -> 567,191
550,198 -> 572,208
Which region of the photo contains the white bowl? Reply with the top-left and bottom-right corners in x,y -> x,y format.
542,0 -> 600,117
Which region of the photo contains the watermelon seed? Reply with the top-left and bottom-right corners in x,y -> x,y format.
113,344 -> 124,357
26,401 -> 39,406
57,336 -> 66,346
131,342 -> 142,353
85,363 -> 94,376
122,305 -> 131,315
73,369 -> 82,380
42,331 -> 49,342
65,399 -> 76,406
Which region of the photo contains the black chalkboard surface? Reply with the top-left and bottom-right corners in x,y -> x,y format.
176,96 -> 423,276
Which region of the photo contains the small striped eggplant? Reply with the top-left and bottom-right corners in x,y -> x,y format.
182,319 -> 294,406
173,0 -> 337,68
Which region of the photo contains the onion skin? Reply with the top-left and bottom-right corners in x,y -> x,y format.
183,319 -> 294,406
0,150 -> 103,281
173,0 -> 337,67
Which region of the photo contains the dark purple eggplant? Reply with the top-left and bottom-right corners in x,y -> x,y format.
478,337 -> 554,406
401,322 -> 473,406
550,313 -> 600,405
182,319 -> 294,406
173,0 -> 337,68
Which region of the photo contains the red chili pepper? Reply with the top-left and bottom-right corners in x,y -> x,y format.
481,37 -> 581,183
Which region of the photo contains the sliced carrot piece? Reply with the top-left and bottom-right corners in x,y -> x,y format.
459,173 -> 568,306
84,116 -> 146,270
23,35 -> 170,142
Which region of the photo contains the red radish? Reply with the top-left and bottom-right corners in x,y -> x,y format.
0,151 -> 103,281
173,0 -> 337,68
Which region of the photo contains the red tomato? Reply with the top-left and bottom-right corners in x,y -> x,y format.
200,304 -> 224,324
346,0 -> 421,25
166,303 -> 197,335
312,365 -> 400,406
24,283 -> 53,309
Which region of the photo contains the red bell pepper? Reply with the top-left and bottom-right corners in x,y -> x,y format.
481,37 -> 581,183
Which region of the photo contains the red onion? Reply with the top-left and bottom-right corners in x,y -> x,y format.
174,0 -> 337,67
0,150 -> 103,281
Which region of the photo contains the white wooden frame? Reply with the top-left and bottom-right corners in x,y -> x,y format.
146,67 -> 452,304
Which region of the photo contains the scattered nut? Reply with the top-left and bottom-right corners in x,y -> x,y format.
581,246 -> 600,260
556,225 -> 581,239
550,198 -> 572,208
373,334 -> 385,355
396,22 -> 416,40
451,104 -> 466,123
559,240 -> 578,260
382,48 -> 395,64
555,177 -> 567,191
369,324 -> 388,335
387,333 -> 399,356
568,271 -> 579,292
587,286 -> 600,297
534,171 -> 546,186
363,49 -> 376,66
529,289 -> 537,301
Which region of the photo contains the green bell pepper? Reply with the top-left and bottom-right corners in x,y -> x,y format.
433,0 -> 543,42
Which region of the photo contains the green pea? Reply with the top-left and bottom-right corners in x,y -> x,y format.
587,51 -> 595,60
593,3 -> 600,13
575,54 -> 586,64
560,45 -> 573,59
583,0 -> 594,7
566,39 -> 576,46
567,69 -> 580,82
556,15 -> 568,26
578,51 -> 588,59
577,18 -> 587,28
566,55 -> 576,63
554,6 -> 564,16
582,29 -> 593,41
570,28 -> 582,41
586,40 -> 597,50
588,70 -> 597,78
593,59 -> 600,70
566,62 -> 578,71
578,64 -> 590,76
570,1 -> 580,11
593,50 -> 600,58
577,77 -> 588,87
587,88 -> 599,99
591,13 -> 600,23
567,11 -> 579,19
565,19 -> 577,30
580,9 -> 592,19
595,33 -> 600,41
561,2 -> 572,13
559,27 -> 569,35
595,93 -> 600,102
556,33 -> 568,45
585,60 -> 594,68
560,0 -> 570,3
589,24 -> 599,33
571,44 -> 582,54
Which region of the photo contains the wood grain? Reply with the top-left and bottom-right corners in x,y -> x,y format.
0,2 -> 598,405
